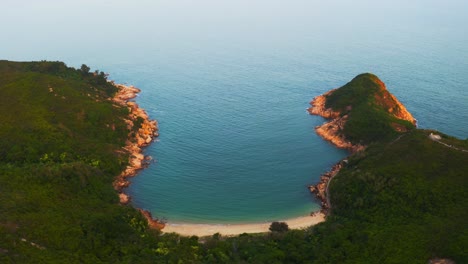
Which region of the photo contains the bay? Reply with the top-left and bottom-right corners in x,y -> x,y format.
2,0 -> 467,223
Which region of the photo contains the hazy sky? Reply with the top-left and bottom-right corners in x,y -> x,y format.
2,0 -> 467,62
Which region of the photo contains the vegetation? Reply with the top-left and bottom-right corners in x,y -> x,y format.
0,62 -> 466,263
269,222 -> 289,233
0,61 -> 200,263
325,73 -> 416,144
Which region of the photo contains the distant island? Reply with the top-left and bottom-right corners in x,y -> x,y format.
0,61 -> 466,263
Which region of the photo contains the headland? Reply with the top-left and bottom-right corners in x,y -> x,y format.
307,73 -> 417,214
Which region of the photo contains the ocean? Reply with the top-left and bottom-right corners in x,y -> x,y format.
2,0 -> 467,223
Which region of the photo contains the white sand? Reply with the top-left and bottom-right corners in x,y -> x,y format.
162,213 -> 325,237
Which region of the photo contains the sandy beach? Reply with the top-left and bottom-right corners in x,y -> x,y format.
162,213 -> 325,237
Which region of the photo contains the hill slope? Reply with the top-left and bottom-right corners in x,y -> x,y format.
0,61 -> 197,263
309,73 -> 416,150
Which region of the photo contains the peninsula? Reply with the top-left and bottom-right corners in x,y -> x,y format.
308,73 -> 416,152
307,73 -> 418,213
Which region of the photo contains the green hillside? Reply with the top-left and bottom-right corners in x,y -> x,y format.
321,129 -> 468,263
0,62 -> 466,263
0,61 -> 199,263
325,73 -> 416,144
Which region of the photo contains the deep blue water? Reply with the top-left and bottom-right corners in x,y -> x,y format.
2,1 -> 467,223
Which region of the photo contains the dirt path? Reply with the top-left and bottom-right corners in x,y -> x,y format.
431,137 -> 468,153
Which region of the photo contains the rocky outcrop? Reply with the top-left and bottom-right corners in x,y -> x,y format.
139,209 -> 166,229
111,84 -> 165,229
308,161 -> 344,215
308,91 -> 365,153
119,193 -> 130,205
113,84 -> 141,103
307,89 -> 358,215
307,89 -> 340,119
372,78 -> 416,125
112,84 -> 158,201
314,115 -> 366,153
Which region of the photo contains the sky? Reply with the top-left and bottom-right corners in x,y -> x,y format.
1,0 -> 467,62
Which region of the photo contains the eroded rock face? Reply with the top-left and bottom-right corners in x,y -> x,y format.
375,83 -> 416,125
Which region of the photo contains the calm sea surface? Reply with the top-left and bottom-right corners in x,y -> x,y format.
2,1 -> 467,223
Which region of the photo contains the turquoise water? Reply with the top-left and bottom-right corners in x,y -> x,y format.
2,1 -> 467,223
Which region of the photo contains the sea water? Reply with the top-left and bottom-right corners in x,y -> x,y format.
2,0 -> 467,223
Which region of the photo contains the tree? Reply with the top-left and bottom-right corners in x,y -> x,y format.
80,64 -> 90,74
269,222 -> 289,233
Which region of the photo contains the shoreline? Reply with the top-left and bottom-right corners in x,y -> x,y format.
308,161 -> 344,215
307,90 -> 365,153
307,90 -> 360,213
306,83 -> 417,213
162,213 -> 325,237
111,83 -> 165,227
111,84 -> 343,235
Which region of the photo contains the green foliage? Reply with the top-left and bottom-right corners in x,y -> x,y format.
269,222 -> 289,233
0,60 -> 196,263
325,73 -> 416,144
321,129 -> 468,263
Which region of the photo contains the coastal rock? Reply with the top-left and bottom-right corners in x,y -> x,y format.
119,193 -> 130,204
112,84 -> 141,103
314,115 -> 366,152
112,84 -> 159,206
139,209 -> 166,230
308,92 -> 365,152
309,162 -> 343,215
307,89 -> 341,119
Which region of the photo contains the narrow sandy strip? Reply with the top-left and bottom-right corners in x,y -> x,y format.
162,213 -> 325,237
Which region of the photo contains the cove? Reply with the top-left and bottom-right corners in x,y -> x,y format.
125,55 -> 348,224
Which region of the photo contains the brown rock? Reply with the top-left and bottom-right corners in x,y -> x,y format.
119,193 -> 130,204
139,209 -> 166,230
